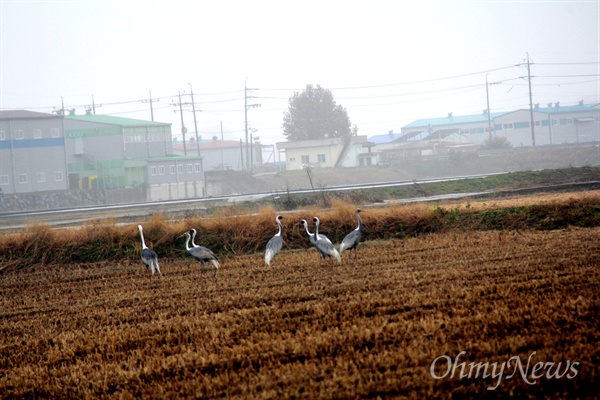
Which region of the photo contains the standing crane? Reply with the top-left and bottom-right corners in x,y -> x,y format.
299,219 -> 333,245
339,208 -> 364,261
265,215 -> 284,266
137,224 -> 161,278
189,228 -> 201,247
312,217 -> 341,264
180,231 -> 220,279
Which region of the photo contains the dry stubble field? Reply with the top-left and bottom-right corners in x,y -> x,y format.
1,198 -> 599,399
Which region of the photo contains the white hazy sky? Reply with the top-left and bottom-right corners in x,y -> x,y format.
1,0 -> 599,147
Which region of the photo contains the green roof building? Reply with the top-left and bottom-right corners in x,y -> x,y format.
65,112 -> 205,200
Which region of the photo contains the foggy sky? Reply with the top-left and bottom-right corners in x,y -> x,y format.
1,0 -> 598,145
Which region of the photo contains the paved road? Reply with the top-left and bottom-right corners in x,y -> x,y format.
2,173 -> 596,231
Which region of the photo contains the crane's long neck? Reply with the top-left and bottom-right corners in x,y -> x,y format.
191,230 -> 198,247
356,212 -> 363,232
139,228 -> 147,249
303,222 -> 313,237
184,234 -> 192,251
314,220 -> 320,237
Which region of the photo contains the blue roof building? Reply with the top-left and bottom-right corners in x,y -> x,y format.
368,132 -> 404,145
400,102 -> 599,147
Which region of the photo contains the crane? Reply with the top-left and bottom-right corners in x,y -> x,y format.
312,217 -> 341,264
339,208 -> 364,261
189,228 -> 201,247
299,219 -> 332,245
265,215 -> 284,266
137,224 -> 161,277
180,231 -> 220,279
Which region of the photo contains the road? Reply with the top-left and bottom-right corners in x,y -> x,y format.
2,172 -> 596,231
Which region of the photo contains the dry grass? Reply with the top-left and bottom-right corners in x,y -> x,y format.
0,225 -> 598,398
1,191 -> 599,273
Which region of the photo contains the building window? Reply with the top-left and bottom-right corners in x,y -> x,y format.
195,163 -> 201,172
177,165 -> 183,174
37,172 -> 46,182
301,155 -> 309,164
0,130 -> 5,140
33,129 -> 42,139
158,166 -> 165,175
51,128 -> 60,138
502,123 -> 513,130
126,133 -> 144,143
54,171 -> 63,181
151,166 -> 157,176
15,130 -> 24,140
187,164 -> 193,173
514,121 -> 530,129
0,175 -> 8,185
317,154 -> 326,163
170,165 -> 175,174
19,174 -> 27,184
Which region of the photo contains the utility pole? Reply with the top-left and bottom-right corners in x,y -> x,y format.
143,90 -> 157,121
244,79 -> 260,171
188,83 -> 200,156
485,74 -> 500,142
485,75 -> 492,142
178,91 -> 187,155
526,52 -> 536,147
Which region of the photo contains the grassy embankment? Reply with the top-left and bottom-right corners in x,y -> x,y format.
0,189 -> 599,271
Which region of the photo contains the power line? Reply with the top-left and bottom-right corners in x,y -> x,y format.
533,74 -> 600,78
534,62 -> 600,66
260,65 -> 519,91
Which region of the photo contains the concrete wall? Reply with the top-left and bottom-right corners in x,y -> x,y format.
0,187 -> 146,212
147,181 -> 204,201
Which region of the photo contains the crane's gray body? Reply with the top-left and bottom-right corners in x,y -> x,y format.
339,209 -> 364,259
181,231 -> 219,278
138,225 -> 161,276
265,215 -> 284,266
312,217 -> 341,263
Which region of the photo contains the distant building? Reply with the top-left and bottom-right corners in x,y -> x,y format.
401,101 -> 600,147
0,110 -> 69,194
276,135 -> 373,171
495,102 -> 600,146
401,111 -> 507,145
0,110 -> 205,201
369,129 -> 477,163
65,112 -> 205,200
172,136 -> 263,172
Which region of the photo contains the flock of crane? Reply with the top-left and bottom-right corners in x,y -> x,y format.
137,208 -> 364,279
